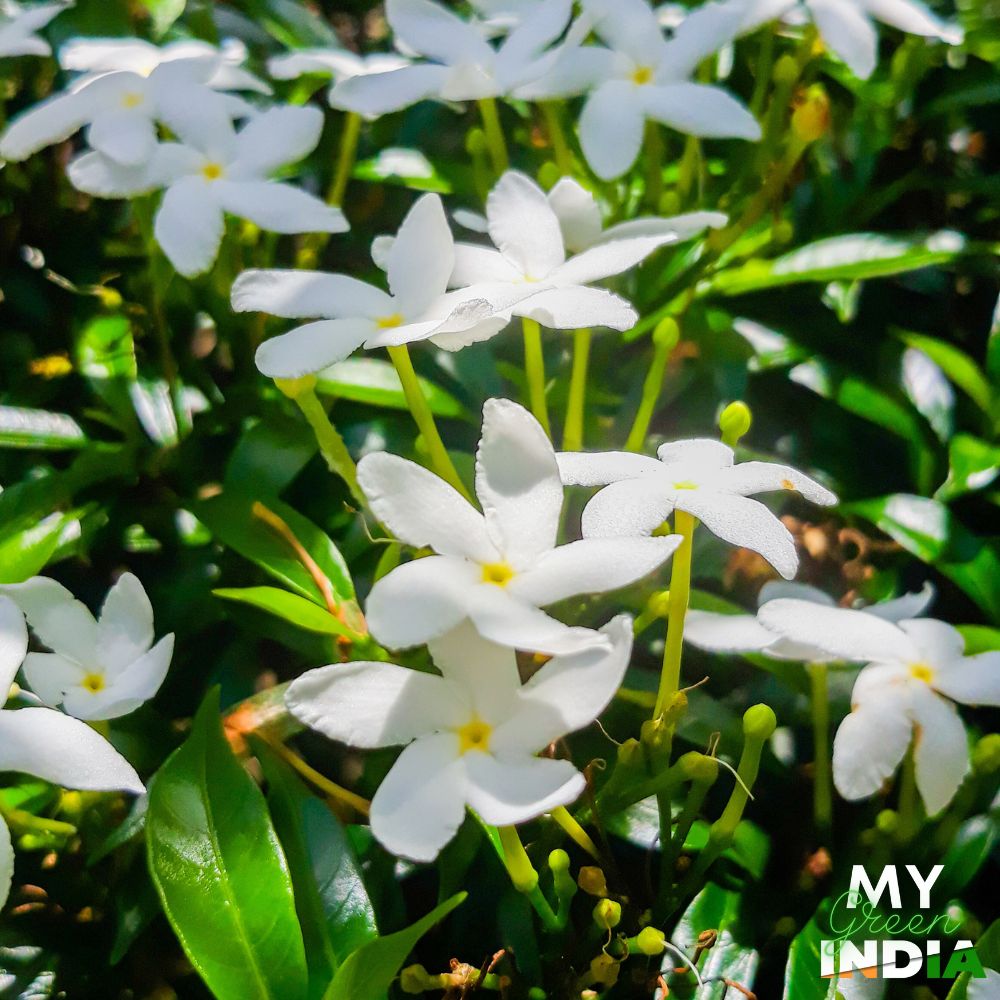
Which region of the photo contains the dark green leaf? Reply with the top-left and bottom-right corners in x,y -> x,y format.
896,330 -> 992,416
213,587 -> 364,641
75,314 -> 137,381
0,514 -> 69,584
937,435 -> 1000,501
946,918 -> 1000,999
225,415 -> 318,497
316,358 -> 467,419
0,407 -> 86,450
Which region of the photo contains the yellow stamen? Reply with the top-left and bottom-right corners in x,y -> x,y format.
781,478 -> 795,490
909,663 -> 934,684
201,162 -> 224,181
673,480 -> 698,490
376,313 -> 404,329
457,717 -> 492,755
631,66 -> 654,85
481,562 -> 514,586
121,92 -> 144,109
29,354 -> 72,379
81,673 -> 106,693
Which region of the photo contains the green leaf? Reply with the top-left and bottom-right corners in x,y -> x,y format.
322,893 -> 467,1000
782,905 -> 842,1000
75,314 -> 137,381
147,689 -> 309,1000
946,918 -> 1000,1000
226,415 -> 318,497
257,743 -> 378,993
0,514 -> 69,583
896,330 -> 993,416
707,231 -> 967,296
937,434 -> 1000,500
316,358 -> 467,419
0,406 -> 86,450
936,815 -> 998,897
956,625 -> 1000,654
140,0 -> 187,36
353,148 -> 452,194
213,587 -> 364,641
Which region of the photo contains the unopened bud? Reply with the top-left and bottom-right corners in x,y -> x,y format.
972,733 -> 1000,774
617,737 -> 643,768
593,898 -> 621,929
773,54 -> 798,86
647,589 -> 670,618
274,374 -> 317,399
549,848 -> 570,875
466,128 -> 488,156
578,865 -> 608,897
635,926 -> 666,955
537,161 -> 561,190
679,751 -> 719,785
589,953 -> 620,986
792,85 -> 831,143
652,316 -> 680,351
719,400 -> 752,447
95,286 -> 122,309
875,809 -> 899,835
658,191 -> 681,215
743,703 -> 777,742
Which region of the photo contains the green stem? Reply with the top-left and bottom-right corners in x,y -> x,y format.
562,328 -> 591,451
0,802 -> 76,839
477,97 -> 509,175
624,319 -> 676,451
329,111 -> 362,207
522,319 -> 551,436
645,120 -> 665,208
676,135 -> 700,204
653,511 -> 696,719
808,661 -> 833,835
551,806 -> 600,861
750,27 -> 776,117
498,826 -> 561,932
896,746 -> 920,844
293,388 -> 364,507
660,770 -> 715,900
386,345 -> 471,500
540,101 -> 573,175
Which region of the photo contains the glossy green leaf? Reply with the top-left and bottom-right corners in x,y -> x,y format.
316,358 -> 467,419
75,315 -> 137,381
956,625 -> 1000,654
896,330 -> 992,416
0,406 -> 86,449
225,415 -> 318,497
353,149 -> 452,193
323,892 -> 466,1000
782,906 -> 842,1000
147,690 -> 309,1000
936,815 -> 998,897
141,0 -> 186,36
213,587 -> 363,641
937,434 -> 1000,500
0,514 -> 69,584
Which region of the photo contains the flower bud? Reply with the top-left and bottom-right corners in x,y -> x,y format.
400,965 -> 430,994
658,191 -> 681,216
593,898 -> 621,929
549,848 -> 570,875
652,316 -> 680,351
773,54 -> 798,86
274,374 -> 318,400
875,809 -> 898,835
719,400 -> 752,447
95,286 -> 122,309
679,751 -> 719,784
466,128 -> 488,156
972,733 -> 1000,774
647,589 -> 670,618
578,865 -> 608,897
589,953 -> 620,986
743,703 -> 777,742
635,926 -> 666,955
792,85 -> 831,143
538,161 -> 561,190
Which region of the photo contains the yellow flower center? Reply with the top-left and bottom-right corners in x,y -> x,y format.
29,354 -> 73,379
121,92 -> 144,109
201,162 -> 224,181
631,66 -> 654,85
481,561 -> 514,586
909,663 -> 935,684
376,313 -> 404,329
781,478 -> 795,490
81,673 -> 106,693
673,480 -> 698,490
457,717 -> 492,755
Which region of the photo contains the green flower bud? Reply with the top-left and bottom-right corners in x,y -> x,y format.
466,128 -> 488,156
875,809 -> 899,835
578,865 -> 608,897
719,400 -> 752,447
773,54 -> 799,85
658,191 -> 681,215
652,316 -> 680,351
679,751 -> 719,784
743,703 -> 777,742
593,898 -> 622,929
635,926 -> 666,955
549,848 -> 570,875
791,84 -> 831,143
972,733 -> 1000,774
647,589 -> 670,618
537,161 -> 561,190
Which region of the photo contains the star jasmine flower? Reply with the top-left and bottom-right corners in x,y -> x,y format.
469,0 -> 544,32
236,193 -> 499,378
685,580 -> 935,661
330,0 -> 573,117
285,615 -> 633,862
757,600 -> 1000,814
519,0 -> 761,179
360,398 -> 681,653
1,573 -> 174,721
734,0 -> 963,80
68,105 -> 347,277
557,438 -> 837,579
58,36 -> 272,93
0,596 -> 145,909
0,1 -> 67,59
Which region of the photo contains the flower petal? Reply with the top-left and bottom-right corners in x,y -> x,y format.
514,44 -> 616,100
85,635 -> 173,720
214,180 -> 348,235
0,90 -> 89,161
357,452 -> 495,561
933,652 -> 1000,707
330,64 -> 450,116
807,0 -> 878,79
585,0 -> 667,63
154,177 -> 225,277
0,707 -> 144,794
286,660 -> 465,749
660,0 -> 744,78
86,108 -> 156,167
0,815 -> 11,911
255,319 -> 373,378
707,460 -> 837,506
486,170 -> 565,279
476,398 -> 562,565
67,149 -> 159,198
154,82 -> 238,159
865,0 -> 962,42
641,82 -> 760,140
657,438 -> 734,470
97,573 -> 154,674
580,478 -> 675,538
0,577 -> 98,662
511,536 -> 678,605
370,733 -> 467,861
757,580 -> 836,606
230,105 -> 324,176
684,610 -> 780,654
464,753 -> 585,825
832,688 -> 911,801
0,598 -> 28,697
556,450 -> 663,486
232,269 -> 391,320
897,618 -> 965,669
450,244 -> 521,286
552,235 -> 669,285
387,0 -> 494,64
387,193 -> 454,316
496,0 -> 572,71
864,582 -> 935,622
579,80 -> 646,180
546,177 -> 602,252
515,285 -> 637,331
598,211 -> 728,244
909,685 -> 969,815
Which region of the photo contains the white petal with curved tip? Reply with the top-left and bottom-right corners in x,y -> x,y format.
0,90 -> 89,161
684,610 -> 779,654
759,600 -> 918,664
80,634 -> 173,720
86,108 -> 156,167
899,618 -> 965,668
642,81 -> 761,140
387,193 -> 454,316
512,536 -> 678,606
215,180 -> 347,235
486,171 -> 565,278
708,461 -> 837,505
865,582 -> 934,622
476,398 -> 563,565
286,660 -> 465,749
450,244 -> 521,286
865,0 -> 962,41
0,598 -> 28,697
67,149 -> 159,198
933,652 -> 1000,707
515,286 -> 637,331
370,733 -> 467,861
358,452 -> 496,562
21,653 -> 84,706
661,0 -> 745,79
556,450 -> 663,486
514,44 -> 617,100
255,318 -> 373,378
330,64 -> 450,116
496,0 -> 572,72
579,80 -> 646,180
547,177 -> 602,252
585,0 -> 666,63
553,235 -> 669,286
657,438 -> 734,470
807,0 -> 878,79
757,580 -> 835,606
97,573 -> 154,674
909,686 -> 969,816
154,83 -> 237,160
154,178 -> 224,277
580,478 -> 675,538
0,578 -> 98,663
366,556 -> 479,649
232,269 -> 391,321
230,106 -> 323,177
676,491 -> 799,579
387,0 -> 493,65
0,816 -> 11,911
833,689 -> 911,801
465,753 -> 584,825
599,212 -> 727,245
0,707 -> 143,794
268,49 -> 363,80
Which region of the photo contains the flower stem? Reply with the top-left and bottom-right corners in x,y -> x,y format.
660,759 -> 717,902
645,120 -> 665,208
266,739 -> 370,817
498,826 -> 562,932
477,97 -> 509,175
895,746 -> 920,844
653,511 -> 696,720
807,661 -> 833,835
562,328 -> 591,451
329,110 -> 362,208
624,318 -> 678,452
551,806 -> 600,861
386,345 -> 471,500
290,386 -> 364,507
522,318 -> 551,436
540,101 -> 573,176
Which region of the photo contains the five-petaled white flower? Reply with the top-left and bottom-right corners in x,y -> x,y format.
238,192 -> 499,378
361,398 -> 681,653
685,580 -> 934,660
557,438 -> 836,580
0,595 -> 145,909
68,104 -> 347,277
0,1 -> 66,59
520,0 -> 760,179
757,600 -> 1000,814
1,573 -> 174,720
331,0 -> 573,116
286,615 -> 632,861
734,0 -> 963,81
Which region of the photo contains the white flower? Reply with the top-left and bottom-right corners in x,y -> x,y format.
360,398 -> 681,653
286,615 -> 632,861
520,0 -> 760,179
557,438 -> 837,579
469,0 -> 544,32
0,595 -> 144,909
0,1 -> 66,58
237,193 -> 499,378
330,0 -> 573,116
969,971 -> 1000,1000
1,573 -> 174,720
59,36 -> 272,93
68,105 -> 347,277
685,580 -> 935,661
757,600 -> 1000,814
735,0 -> 963,80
